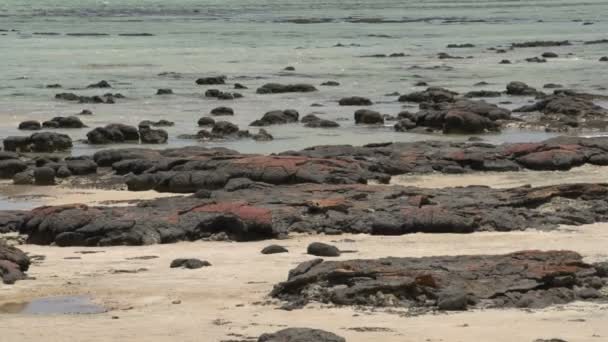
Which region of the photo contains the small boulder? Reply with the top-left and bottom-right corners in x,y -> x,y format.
196,76 -> 226,85
354,109 -> 384,124
18,120 -> 41,130
198,117 -> 215,126
256,83 -> 316,94
261,245 -> 288,254
252,129 -> 274,141
87,80 -> 111,88
170,258 -> 211,269
339,96 -> 372,106
33,167 -> 56,185
156,88 -> 173,95
139,128 -> 168,144
212,121 -> 240,136
307,242 -> 340,257
250,110 -> 299,126
210,106 -> 234,116
321,81 -> 340,86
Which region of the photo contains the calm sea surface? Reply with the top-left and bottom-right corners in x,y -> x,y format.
1,0 -> 607,155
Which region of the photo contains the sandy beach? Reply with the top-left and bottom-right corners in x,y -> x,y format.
3,223 -> 608,342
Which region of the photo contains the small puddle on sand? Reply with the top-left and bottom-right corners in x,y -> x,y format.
0,296 -> 106,315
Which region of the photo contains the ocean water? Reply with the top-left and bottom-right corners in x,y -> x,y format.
1,0 -> 607,155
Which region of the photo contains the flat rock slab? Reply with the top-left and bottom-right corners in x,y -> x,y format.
87,136 -> 608,193
270,250 -> 608,313
8,182 -> 608,246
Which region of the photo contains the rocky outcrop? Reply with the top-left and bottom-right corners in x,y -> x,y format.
14,181 -> 608,246
396,99 -> 510,134
0,241 -> 30,284
271,250 -> 608,312
514,93 -> 608,131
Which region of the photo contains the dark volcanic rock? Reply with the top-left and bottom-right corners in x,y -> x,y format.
139,120 -> 174,128
0,241 -> 30,284
511,41 -> 571,48
261,245 -> 289,254
251,110 -> 299,126
339,96 -> 372,106
0,159 -> 28,178
271,250 -> 608,312
210,106 -> 234,116
600,57 -> 608,62
140,128 -> 168,144
3,132 -> 72,152
196,76 -> 226,85
87,124 -> 140,144
305,119 -> 340,128
18,120 -> 41,130
354,109 -> 384,124
87,80 -> 111,88
42,116 -> 86,129
506,81 -> 541,96
405,99 -> 510,134
447,43 -> 475,48
464,90 -> 502,98
197,117 -> 216,126
307,242 -> 340,257
14,180 -> 608,246
170,258 -> 211,269
156,88 -> 173,95
514,93 -> 608,131
256,83 -> 317,94
55,92 -> 118,104
258,328 -> 345,342
321,81 -> 340,86
253,129 -> 274,141
34,167 -> 56,185
542,52 -> 559,58
398,87 -> 458,103
211,121 -> 240,136
526,57 -> 547,63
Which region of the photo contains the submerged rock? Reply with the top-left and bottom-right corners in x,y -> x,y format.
256,83 -> 317,94
354,109 -> 384,124
251,110 -> 299,126
339,96 -> 372,106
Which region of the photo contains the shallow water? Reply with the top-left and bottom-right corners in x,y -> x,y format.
0,295 -> 106,315
1,0 -> 607,155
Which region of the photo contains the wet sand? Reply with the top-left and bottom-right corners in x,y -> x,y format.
2,224 -> 608,342
0,181 -> 183,210
391,164 -> 608,189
